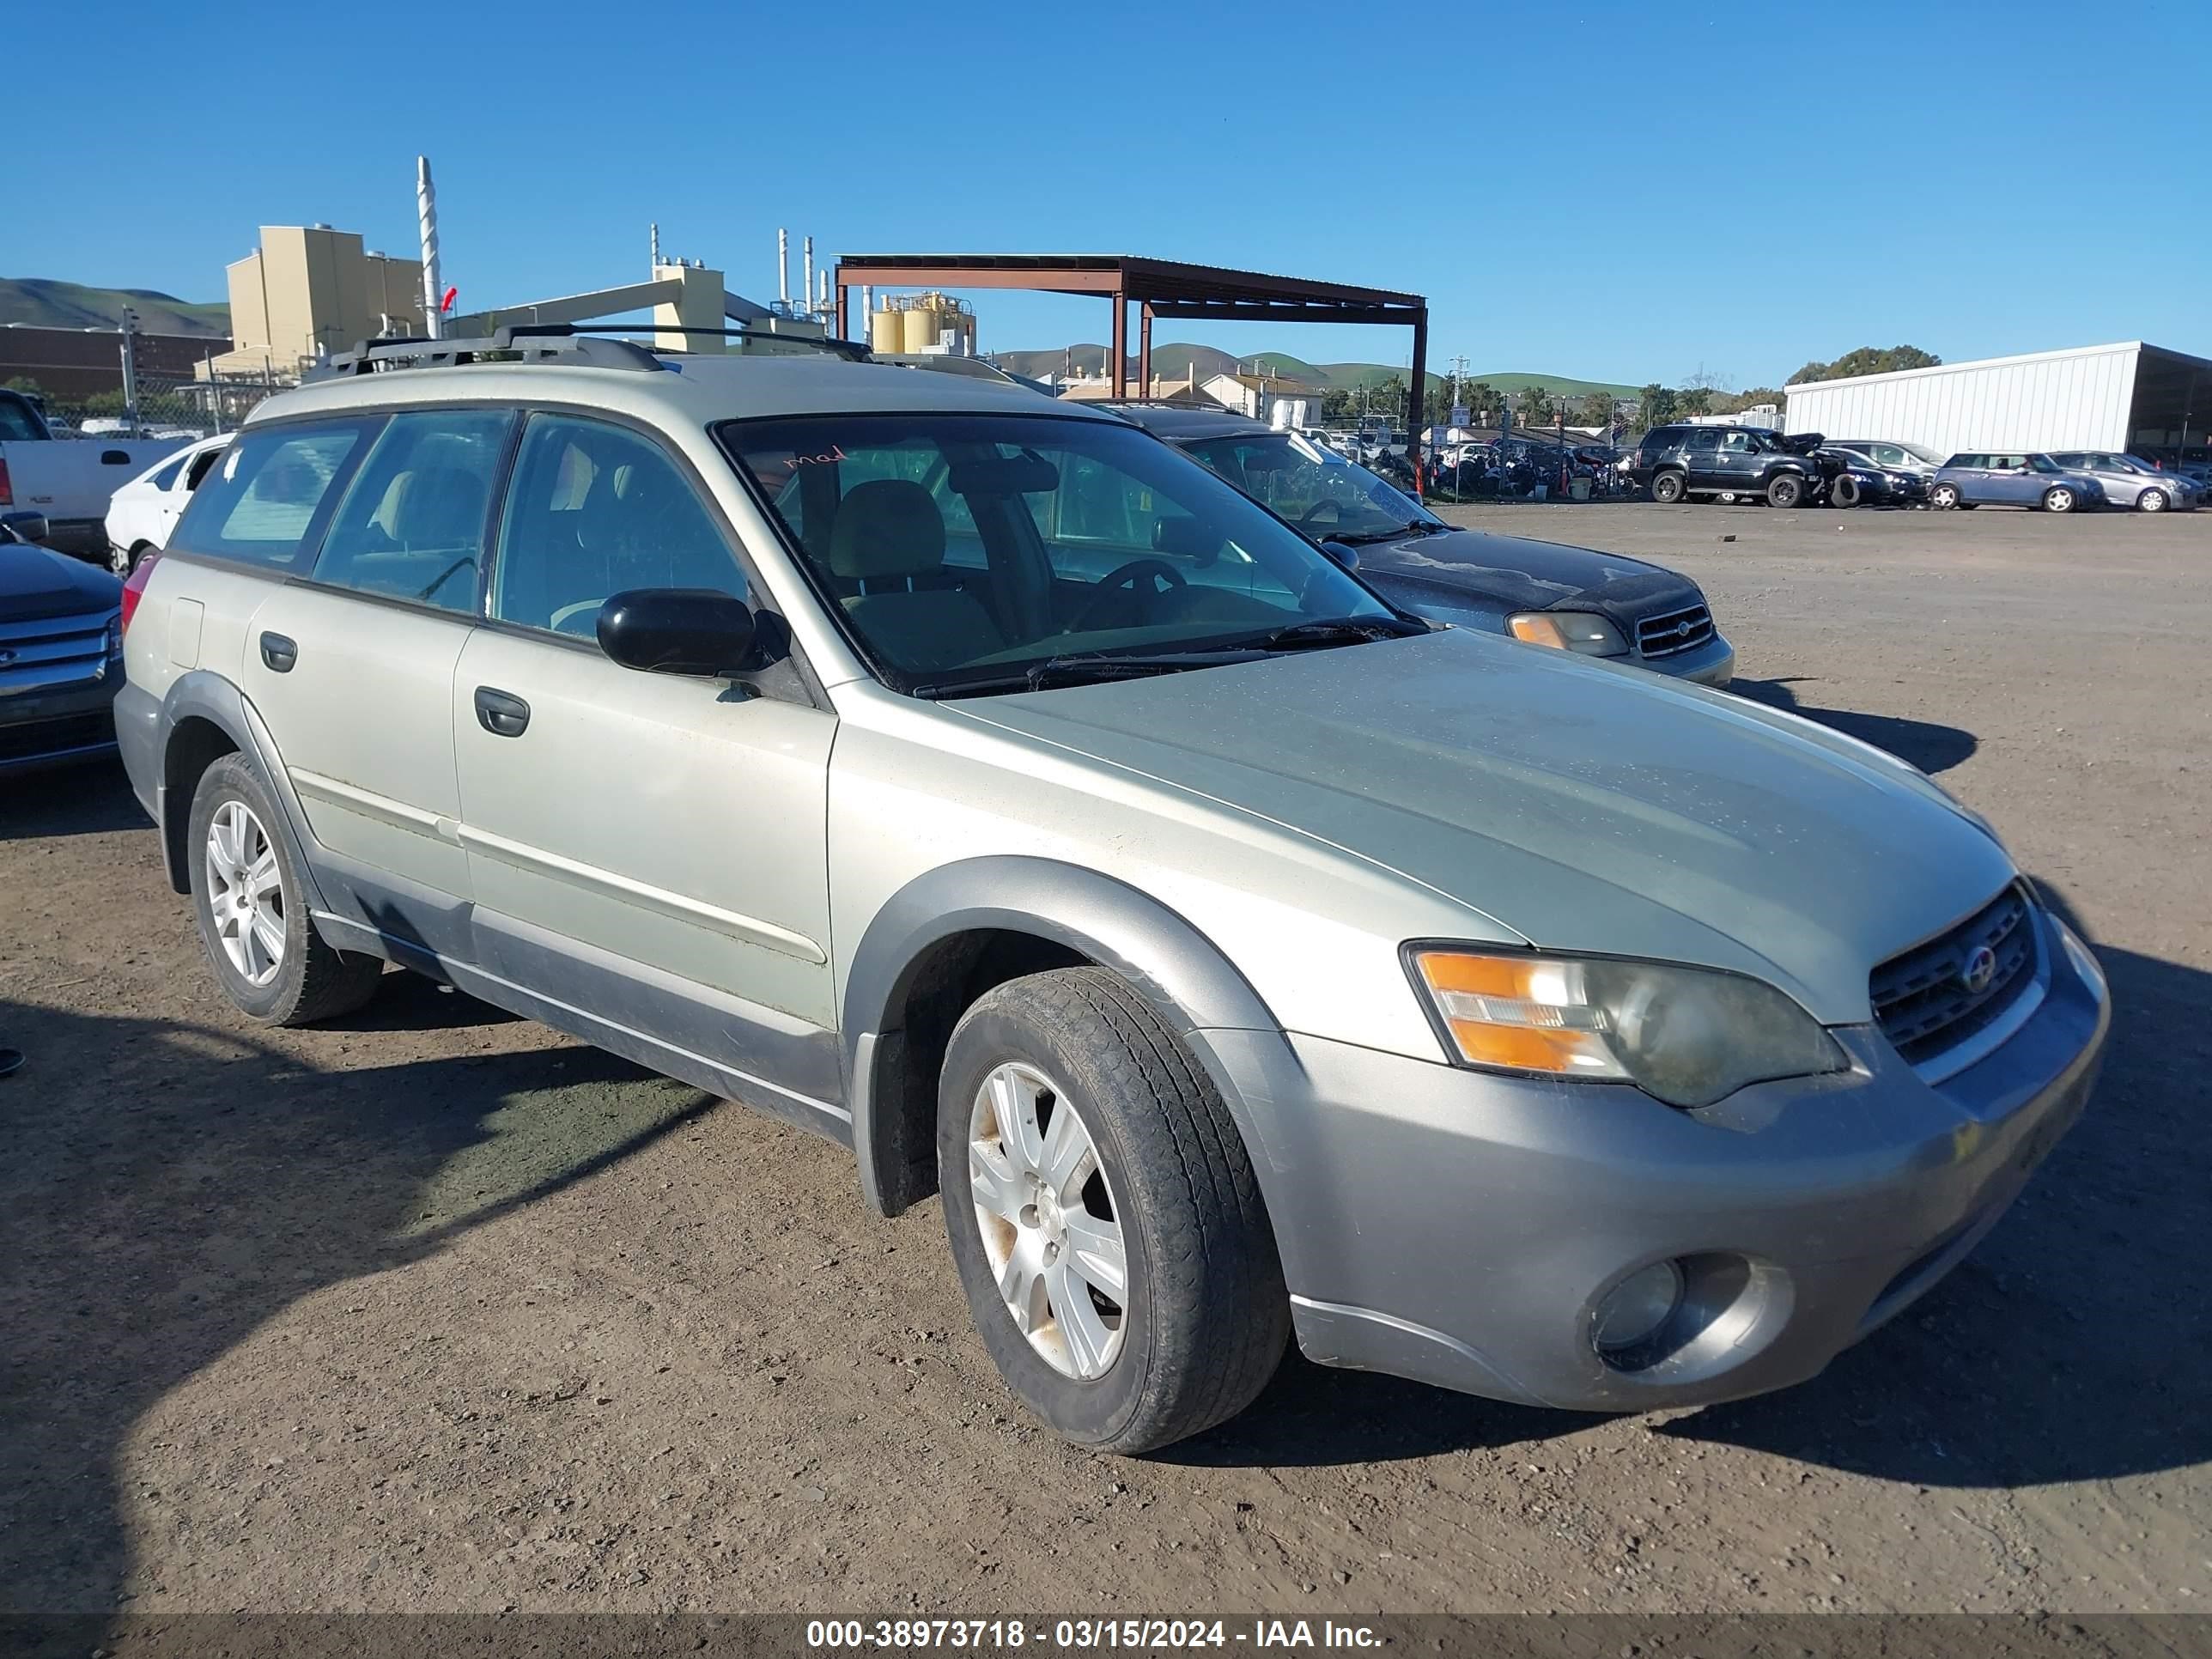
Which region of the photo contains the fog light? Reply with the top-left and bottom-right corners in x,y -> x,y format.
1592,1260 -> 1686,1358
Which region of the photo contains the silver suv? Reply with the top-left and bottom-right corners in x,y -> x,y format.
117,331 -> 2109,1454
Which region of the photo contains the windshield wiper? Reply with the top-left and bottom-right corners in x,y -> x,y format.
911,649 -> 1266,699
1246,616 -> 1430,651
1332,518 -> 1446,544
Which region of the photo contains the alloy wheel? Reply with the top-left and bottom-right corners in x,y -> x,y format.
205,800 -> 285,986
967,1060 -> 1129,1380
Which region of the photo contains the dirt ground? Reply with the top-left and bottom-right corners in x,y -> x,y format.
2,501 -> 2206,1617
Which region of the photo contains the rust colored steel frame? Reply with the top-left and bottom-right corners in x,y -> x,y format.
832,255 -> 1430,484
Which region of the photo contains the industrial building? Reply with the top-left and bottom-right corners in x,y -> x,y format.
1782,342 -> 2210,459
210,223 -> 426,380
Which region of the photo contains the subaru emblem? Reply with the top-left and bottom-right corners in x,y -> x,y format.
1959,945 -> 1998,996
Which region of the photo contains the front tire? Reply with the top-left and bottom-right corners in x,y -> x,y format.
1650,471 -> 1687,505
187,755 -> 383,1025
1930,482 -> 1961,510
2042,486 -> 2076,514
1766,473 -> 1805,509
937,968 -> 1289,1455
2138,487 -> 2170,513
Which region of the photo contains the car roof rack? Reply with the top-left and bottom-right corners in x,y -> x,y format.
325,322 -> 872,377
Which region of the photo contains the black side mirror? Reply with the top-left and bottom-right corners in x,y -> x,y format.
0,511 -> 52,545
1320,539 -> 1360,571
597,588 -> 760,678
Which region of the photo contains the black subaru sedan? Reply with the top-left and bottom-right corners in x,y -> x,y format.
1107,404 -> 1734,685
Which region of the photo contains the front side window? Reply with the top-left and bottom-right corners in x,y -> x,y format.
172,419 -> 375,569
721,413 -> 1395,689
313,410 -> 513,613
1720,432 -> 1756,453
1682,429 -> 1722,453
492,414 -> 744,637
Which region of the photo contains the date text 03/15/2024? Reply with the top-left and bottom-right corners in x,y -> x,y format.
803,1618 -> 1384,1650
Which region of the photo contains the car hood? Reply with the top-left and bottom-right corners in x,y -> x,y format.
1352,526 -> 1699,617
949,629 -> 2014,1024
0,543 -> 123,622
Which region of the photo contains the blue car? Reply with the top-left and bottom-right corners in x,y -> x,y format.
1928,452 -> 2107,513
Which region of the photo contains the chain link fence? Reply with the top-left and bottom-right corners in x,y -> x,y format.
43,367 -> 288,440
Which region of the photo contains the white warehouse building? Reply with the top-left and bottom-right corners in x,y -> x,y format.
1782,341 -> 2212,459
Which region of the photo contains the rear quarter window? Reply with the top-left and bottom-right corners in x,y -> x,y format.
171,418 -> 380,570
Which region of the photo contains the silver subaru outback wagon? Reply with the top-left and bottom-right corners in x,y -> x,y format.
116,331 -> 2108,1454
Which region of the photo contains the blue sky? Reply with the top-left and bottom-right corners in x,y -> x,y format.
13,0 -> 2208,388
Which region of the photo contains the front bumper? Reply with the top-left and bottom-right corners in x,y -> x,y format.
0,672 -> 120,775
1231,906 -> 2106,1412
1638,630 -> 1734,687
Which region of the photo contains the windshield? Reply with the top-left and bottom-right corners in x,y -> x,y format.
720,413 -> 1398,693
1896,441 -> 1947,465
1176,431 -> 1435,542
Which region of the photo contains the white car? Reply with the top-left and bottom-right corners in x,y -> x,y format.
103,433 -> 231,574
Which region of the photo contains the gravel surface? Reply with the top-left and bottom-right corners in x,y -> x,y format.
3,501 -> 2206,1616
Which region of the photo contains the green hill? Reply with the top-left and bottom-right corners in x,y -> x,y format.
0,277 -> 229,337
991,343 -> 1633,400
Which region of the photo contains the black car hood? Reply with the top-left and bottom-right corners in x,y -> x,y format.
0,543 -> 123,622
1353,526 -> 1701,619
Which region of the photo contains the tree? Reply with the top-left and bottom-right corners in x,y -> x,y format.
1462,382 -> 1501,425
1717,386 -> 1784,414
1635,384 -> 1679,431
1578,390 -> 1618,429
1517,385 -> 1554,424
1789,345 -> 1942,385
1676,386 -> 1714,417
1319,386 -> 1356,423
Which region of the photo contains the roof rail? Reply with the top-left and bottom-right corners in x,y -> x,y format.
328,325 -> 667,375
551,322 -> 875,362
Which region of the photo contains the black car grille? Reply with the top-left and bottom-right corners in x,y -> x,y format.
1635,604 -> 1715,659
1870,884 -> 2039,1066
0,608 -> 115,697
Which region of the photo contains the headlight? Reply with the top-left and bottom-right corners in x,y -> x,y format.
1407,948 -> 1848,1108
1507,611 -> 1628,657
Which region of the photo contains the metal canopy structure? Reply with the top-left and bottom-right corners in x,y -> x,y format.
832,252 -> 1430,452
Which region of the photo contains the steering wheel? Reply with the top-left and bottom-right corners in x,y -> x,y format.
1297,499 -> 1346,530
1066,558 -> 1187,633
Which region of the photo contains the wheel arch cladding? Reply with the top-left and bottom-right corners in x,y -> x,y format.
156,672 -> 325,914
841,856 -> 1291,1220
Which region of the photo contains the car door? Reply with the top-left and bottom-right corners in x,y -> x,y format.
1986,453 -> 2036,504
1711,429 -> 1763,491
232,409 -> 507,958
158,441 -> 231,546
451,410 -> 841,1115
1678,428 -> 1723,489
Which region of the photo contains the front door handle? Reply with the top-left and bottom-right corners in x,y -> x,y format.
473,685 -> 531,738
259,632 -> 298,673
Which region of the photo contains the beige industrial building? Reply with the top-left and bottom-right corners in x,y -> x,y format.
208,224 -> 425,380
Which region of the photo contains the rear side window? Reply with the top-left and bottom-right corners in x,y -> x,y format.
173,420 -> 377,569
1682,429 -> 1722,453
312,410 -> 514,613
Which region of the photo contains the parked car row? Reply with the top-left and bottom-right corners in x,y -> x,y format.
1628,423 -> 2200,514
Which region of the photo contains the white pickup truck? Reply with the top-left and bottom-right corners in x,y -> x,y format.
0,389 -> 191,562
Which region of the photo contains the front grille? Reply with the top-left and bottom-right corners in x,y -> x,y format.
1635,604 -> 1715,659
1870,884 -> 2039,1066
0,709 -> 114,763
0,608 -> 116,700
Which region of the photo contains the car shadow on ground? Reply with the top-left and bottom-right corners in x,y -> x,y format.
1730,678 -> 1978,774
0,761 -> 152,843
1172,878 -> 2207,1484
0,992 -> 714,1613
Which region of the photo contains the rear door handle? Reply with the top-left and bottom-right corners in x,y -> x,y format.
258,632 -> 298,673
473,686 -> 531,738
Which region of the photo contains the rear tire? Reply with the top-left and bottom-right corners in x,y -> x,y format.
2042,486 -> 2076,514
187,755 -> 384,1026
1929,482 -> 1961,510
109,542 -> 151,576
1766,473 -> 1805,509
2138,487 -> 2170,513
1829,475 -> 1862,509
937,967 -> 1289,1455
1650,471 -> 1687,505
